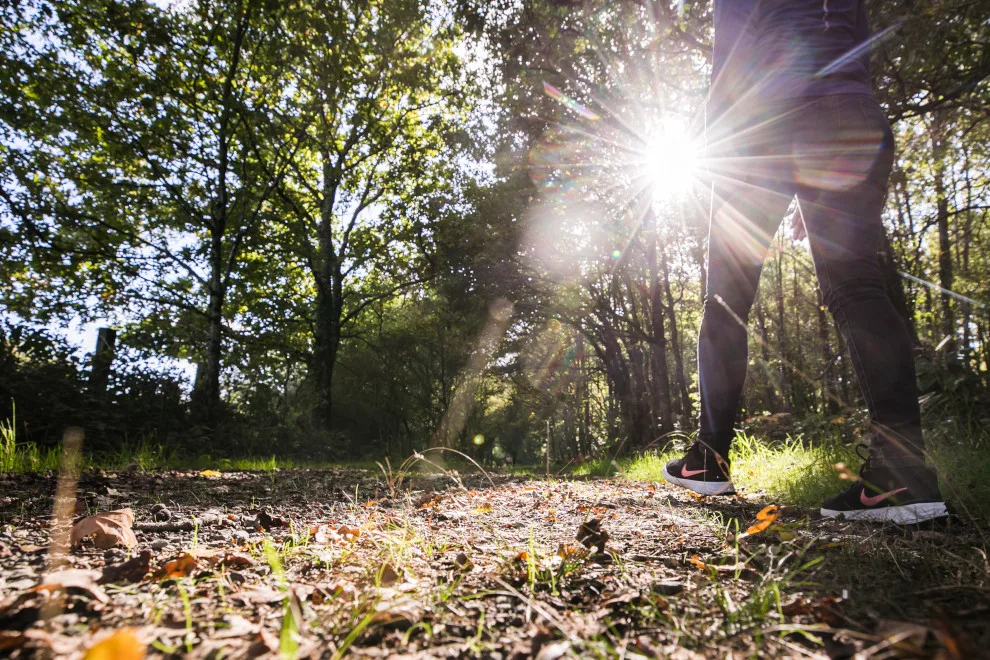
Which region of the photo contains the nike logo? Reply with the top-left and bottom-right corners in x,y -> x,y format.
860,487 -> 907,507
681,466 -> 707,478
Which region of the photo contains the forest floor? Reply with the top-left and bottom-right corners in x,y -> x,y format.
0,466 -> 988,659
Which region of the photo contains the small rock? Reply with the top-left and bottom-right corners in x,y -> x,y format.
655,580 -> 686,596
151,539 -> 169,551
228,571 -> 249,585
231,530 -> 250,544
150,504 -> 172,522
103,548 -> 127,564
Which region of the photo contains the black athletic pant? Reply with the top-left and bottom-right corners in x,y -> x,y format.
697,93 -> 924,459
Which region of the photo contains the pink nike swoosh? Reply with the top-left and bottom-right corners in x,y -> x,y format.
681,466 -> 707,478
860,487 -> 907,507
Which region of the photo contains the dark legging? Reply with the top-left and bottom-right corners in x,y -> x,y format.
697,94 -> 924,459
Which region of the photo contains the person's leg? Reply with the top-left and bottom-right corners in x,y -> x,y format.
663,128 -> 794,494
697,178 -> 793,455
794,94 -> 946,522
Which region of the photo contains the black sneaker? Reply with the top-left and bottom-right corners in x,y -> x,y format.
662,441 -> 735,495
820,446 -> 948,524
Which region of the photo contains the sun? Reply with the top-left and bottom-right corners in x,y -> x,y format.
642,121 -> 701,200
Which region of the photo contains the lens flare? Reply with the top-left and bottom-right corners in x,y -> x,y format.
473,434 -> 485,446
642,122 -> 701,200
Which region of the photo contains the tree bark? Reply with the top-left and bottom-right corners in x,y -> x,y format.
199,1 -> 252,430
645,214 -> 674,437
931,112 -> 956,348
660,242 -> 692,425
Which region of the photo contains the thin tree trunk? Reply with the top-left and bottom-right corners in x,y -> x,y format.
773,249 -> 791,411
200,2 -> 252,430
755,302 -> 778,410
645,214 -> 674,436
660,243 -> 692,424
815,289 -> 838,414
931,112 -> 955,347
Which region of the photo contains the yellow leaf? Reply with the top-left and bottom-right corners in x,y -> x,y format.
199,469 -> 222,478
83,629 -> 145,660
472,504 -> 493,514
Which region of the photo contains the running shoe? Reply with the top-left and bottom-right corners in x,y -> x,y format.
820,445 -> 948,523
662,441 -> 735,495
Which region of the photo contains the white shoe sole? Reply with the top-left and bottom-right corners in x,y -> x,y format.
820,501 -> 948,524
662,465 -> 735,496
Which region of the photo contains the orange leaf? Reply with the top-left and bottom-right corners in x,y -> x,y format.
83,629 -> 145,660
337,525 -> 361,542
155,553 -> 198,580
689,554 -> 707,569
70,509 -> 137,550
742,505 -> 780,537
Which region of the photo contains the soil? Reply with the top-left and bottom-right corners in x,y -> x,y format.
0,468 -> 987,658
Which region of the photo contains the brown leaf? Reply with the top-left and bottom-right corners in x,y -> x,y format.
453,552 -> 473,571
257,511 -> 289,531
33,569 -> 109,603
154,553 -> 198,580
336,524 -> 361,542
100,551 -> 152,584
0,631 -> 26,651
217,553 -> 254,570
70,509 -> 137,550
875,619 -> 930,656
212,614 -> 258,640
231,586 -> 286,605
377,563 -> 400,586
576,518 -> 609,553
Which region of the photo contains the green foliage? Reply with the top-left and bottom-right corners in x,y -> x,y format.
0,0 -> 987,465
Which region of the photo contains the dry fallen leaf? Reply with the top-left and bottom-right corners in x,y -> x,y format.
377,563 -> 400,586
70,509 -> 137,549
198,469 -> 222,478
154,553 -> 198,580
82,629 -> 145,660
454,552 -> 473,571
34,569 -> 109,604
337,524 -> 361,542
472,504 -> 493,514
100,550 -> 152,584
576,518 -> 609,553
740,505 -> 780,538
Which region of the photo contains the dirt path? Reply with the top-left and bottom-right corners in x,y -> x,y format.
1,469 -> 987,658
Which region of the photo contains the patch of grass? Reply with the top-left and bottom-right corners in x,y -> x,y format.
612,427 -> 990,522
0,408 -> 62,473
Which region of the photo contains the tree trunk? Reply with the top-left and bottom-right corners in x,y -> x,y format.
89,328 -> 117,398
199,1 -> 251,431
817,289 -> 839,414
755,302 -> 778,410
773,248 -> 791,411
660,242 -> 692,424
931,112 -> 955,348
645,215 -> 674,436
